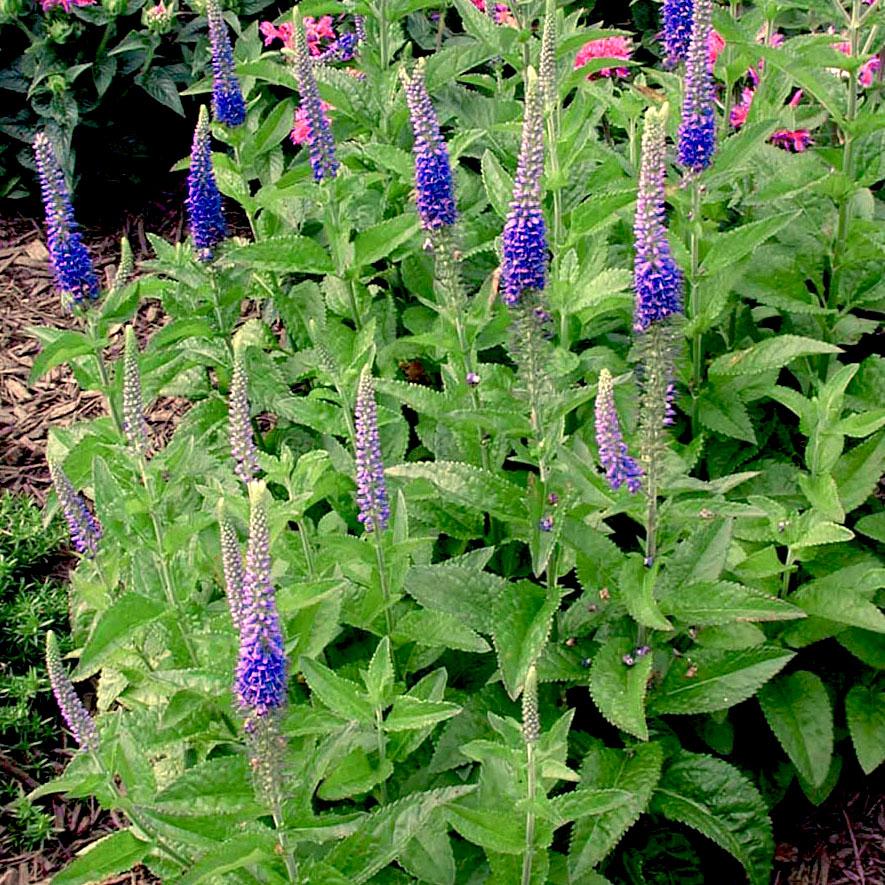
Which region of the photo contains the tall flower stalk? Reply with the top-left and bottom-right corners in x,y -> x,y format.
48,458 -> 102,557
595,369 -> 643,494
232,481 -> 296,881
677,0 -> 715,173
218,501 -> 246,632
122,327 -> 149,455
520,664 -> 540,885
46,630 -> 99,751
33,133 -> 99,307
662,0 -> 693,67
291,9 -> 339,182
187,105 -> 227,261
207,0 -> 246,126
229,345 -> 260,485
539,0 -> 564,252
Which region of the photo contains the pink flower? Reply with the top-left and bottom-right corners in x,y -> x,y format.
730,87 -> 754,128
260,21 -> 294,49
859,55 -> 881,87
41,0 -> 94,12
770,129 -> 812,152
708,30 -> 726,66
468,0 -> 517,27
574,36 -> 633,79
290,101 -> 333,146
304,15 -> 338,55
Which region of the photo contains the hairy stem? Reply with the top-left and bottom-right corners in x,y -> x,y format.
521,741 -> 536,885
688,180 -> 703,434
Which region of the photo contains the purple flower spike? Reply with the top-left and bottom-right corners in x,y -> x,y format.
501,70 -> 547,307
229,347 -> 260,485
354,369 -> 390,533
218,501 -> 246,632
595,369 -> 643,494
46,630 -> 99,751
293,11 -> 339,181
187,106 -> 227,261
33,134 -> 99,307
48,458 -> 102,557
662,0 -> 693,67
207,0 -> 246,126
122,327 -> 149,455
403,63 -> 457,231
677,0 -> 716,172
234,481 -> 288,718
634,103 -> 683,333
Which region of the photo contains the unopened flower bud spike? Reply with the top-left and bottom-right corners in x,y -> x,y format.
521,663 -> 539,885
46,630 -> 99,751
122,326 -> 149,456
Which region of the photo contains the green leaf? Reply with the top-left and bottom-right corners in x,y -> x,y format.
385,696 -> 462,732
324,786 -> 474,883
27,328 -> 95,383
791,582 -> 885,634
660,580 -> 806,625
73,594 -> 167,679
698,391 -> 757,443
649,646 -> 794,715
52,830 -> 151,885
545,788 -> 633,827
405,564 -> 504,633
758,671 -> 834,787
833,432 -> 885,512
299,657 -> 375,723
589,636 -> 654,740
393,609 -> 491,653
700,213 -> 798,275
618,556 -> 672,631
568,190 -> 634,238
492,580 -> 562,699
651,751 -> 773,885
226,235 -> 333,273
153,756 -> 260,816
855,512 -> 885,543
709,336 -> 841,377
353,215 -> 420,267
137,67 -> 184,115
178,831 -> 279,884
446,803 -> 525,855
568,742 -> 664,878
845,684 -> 885,774
481,149 -> 514,219
364,637 -> 394,707
836,409 -> 885,438
661,518 -> 733,591
387,461 -> 526,521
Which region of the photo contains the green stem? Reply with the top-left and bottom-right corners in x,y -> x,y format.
85,312 -> 122,433
373,529 -> 394,642
688,179 -> 702,434
545,112 -> 563,250
375,706 -> 389,805
781,547 -> 794,597
377,0 -> 391,69
138,458 -> 198,665
296,519 -> 315,578
208,268 -> 234,359
271,801 -> 299,882
521,741 -> 536,885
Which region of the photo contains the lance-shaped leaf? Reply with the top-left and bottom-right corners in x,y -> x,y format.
845,684 -> 885,775
300,657 -> 375,724
659,580 -> 805,625
589,636 -> 654,740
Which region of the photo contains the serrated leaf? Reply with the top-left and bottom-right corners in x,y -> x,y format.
446,803 -> 525,855
324,786 -> 475,883
758,671 -> 834,787
300,657 -> 375,723
855,512 -> 885,543
492,580 -> 562,699
405,564 -> 504,633
833,431 -> 885,512
154,756 -> 259,816
791,583 -> 885,634
568,742 -> 664,878
588,637 -> 654,740
845,684 -> 885,774
651,752 -> 773,885
481,149 -> 513,219
709,336 -> 841,377
385,696 -> 462,732
700,213 -> 798,275
178,831 -> 279,884
661,518 -> 733,591
660,580 -> 805,625
226,235 -> 333,273
27,328 -> 95,384
393,608 -> 490,653
387,461 -> 526,521
52,830 -> 151,885
73,594 -> 167,679
698,392 -> 757,443
353,215 -> 419,267
649,646 -> 794,715
545,788 -> 633,827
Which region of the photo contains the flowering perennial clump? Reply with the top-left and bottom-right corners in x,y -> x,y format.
46,631 -> 99,751
634,104 -> 683,333
292,12 -> 339,181
403,63 -> 457,231
234,482 -> 287,719
354,369 -> 390,533
187,105 -> 227,261
677,0 -> 716,172
595,369 -> 643,494
33,133 -> 99,306
501,71 -> 547,307
207,0 -> 246,126
48,459 -> 102,557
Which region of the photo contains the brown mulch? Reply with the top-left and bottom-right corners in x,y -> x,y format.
775,782 -> 885,885
0,192 -> 188,503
